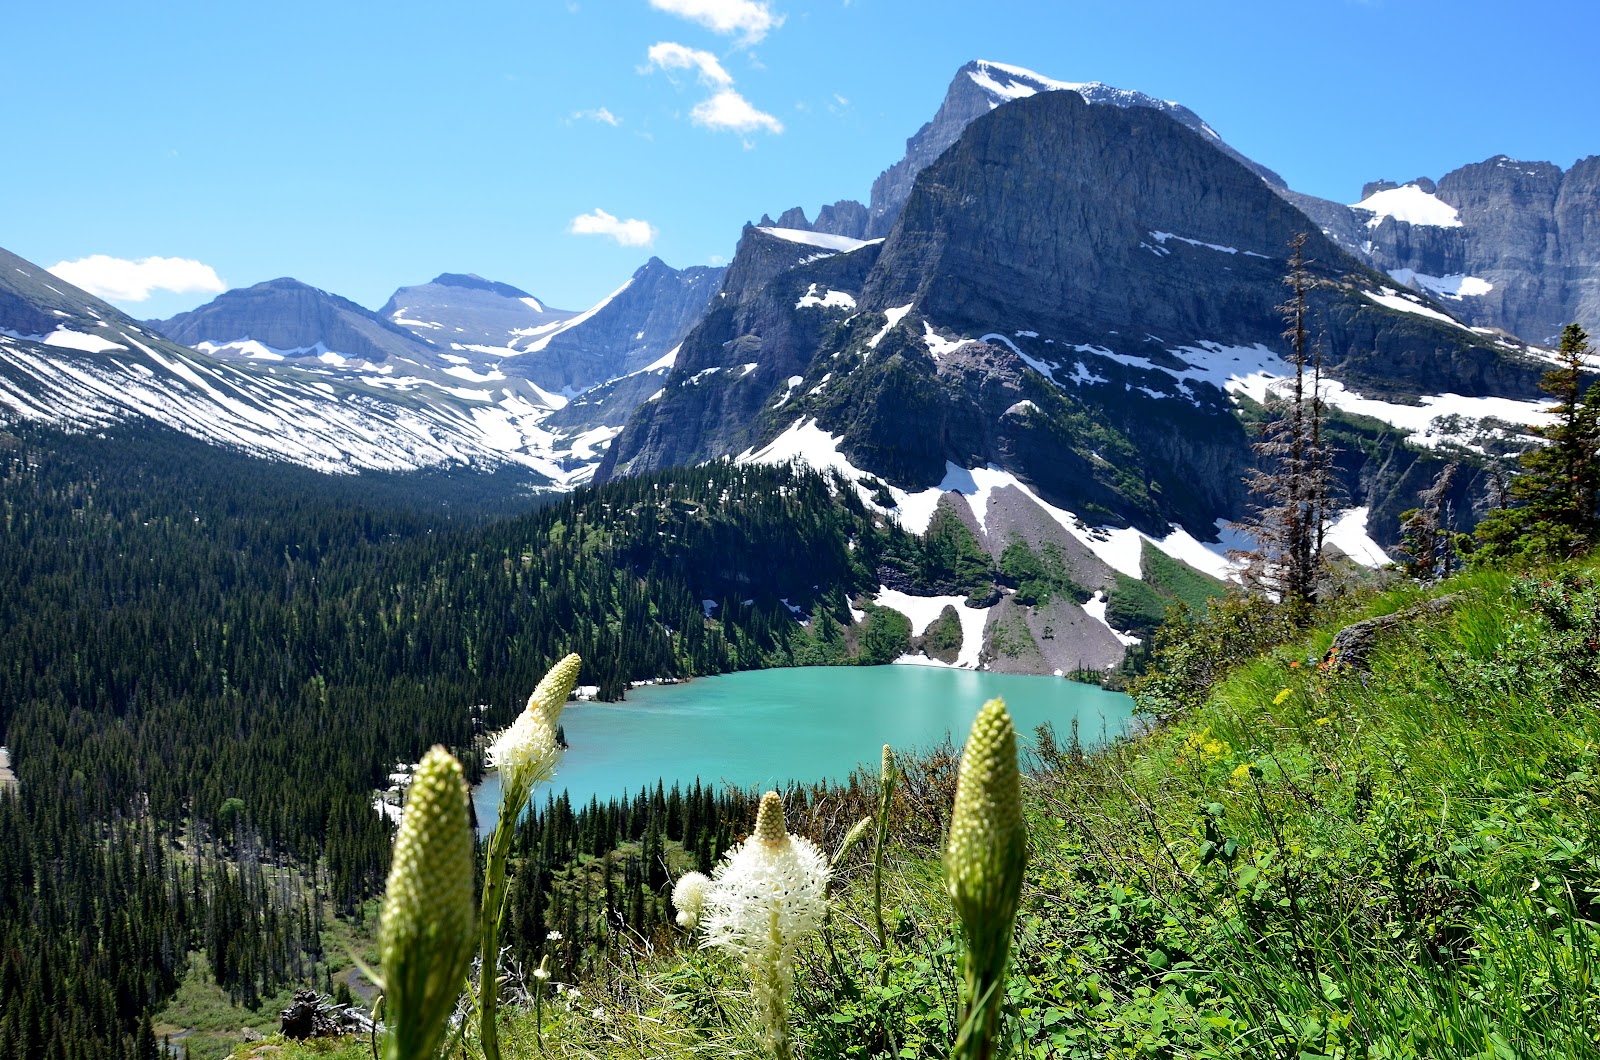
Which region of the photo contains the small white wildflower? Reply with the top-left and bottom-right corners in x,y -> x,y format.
701,792 -> 829,1060
591,1007 -> 606,1021
672,871 -> 712,929
532,966 -> 550,981
546,930 -> 562,941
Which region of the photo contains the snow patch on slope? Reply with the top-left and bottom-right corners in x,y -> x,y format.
1325,507 -> 1391,568
1387,269 -> 1493,300
757,227 -> 880,253
1082,591 -> 1142,646
1353,184 -> 1463,228
868,304 -> 913,350
875,587 -> 990,669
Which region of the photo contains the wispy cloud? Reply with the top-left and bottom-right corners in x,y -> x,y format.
571,106 -> 622,126
692,89 -> 783,135
567,208 -> 657,247
648,0 -> 782,44
47,255 -> 226,303
645,42 -> 733,87
645,41 -> 782,138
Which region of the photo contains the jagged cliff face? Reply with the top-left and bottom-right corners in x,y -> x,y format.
769,59 -> 1286,243
766,60 -> 1598,347
601,90 -> 1552,543
1339,158 -> 1600,344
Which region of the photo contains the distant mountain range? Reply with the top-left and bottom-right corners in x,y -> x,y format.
1,57 -> 1594,670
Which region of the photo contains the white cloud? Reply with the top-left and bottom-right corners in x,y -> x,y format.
572,107 -> 621,126
691,89 -> 783,134
645,42 -> 732,87
568,208 -> 657,247
47,255 -> 226,303
649,0 -> 782,43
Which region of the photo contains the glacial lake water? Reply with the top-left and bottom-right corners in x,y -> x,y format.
472,665 -> 1135,831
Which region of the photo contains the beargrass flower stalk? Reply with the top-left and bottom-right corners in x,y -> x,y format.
378,746 -> 476,1060
873,743 -> 898,951
672,871 -> 712,929
478,653 -> 581,1060
701,791 -> 829,1060
945,699 -> 1027,1060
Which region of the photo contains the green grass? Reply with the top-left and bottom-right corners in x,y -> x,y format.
260,560 -> 1600,1059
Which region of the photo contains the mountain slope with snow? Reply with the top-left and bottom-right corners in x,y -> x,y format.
379,272 -> 576,352
0,246 -> 608,482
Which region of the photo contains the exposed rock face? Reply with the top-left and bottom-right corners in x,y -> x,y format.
379,273 -> 574,351
504,257 -> 723,394
156,277 -> 446,367
862,60 -> 1285,240
597,236 -> 881,478
1290,158 -> 1600,344
765,58 -> 1597,347
600,88 -> 1548,544
769,60 -> 1286,246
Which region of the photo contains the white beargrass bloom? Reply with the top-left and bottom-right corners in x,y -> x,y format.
486,653 -> 580,798
672,871 -> 712,929
700,792 -> 828,1060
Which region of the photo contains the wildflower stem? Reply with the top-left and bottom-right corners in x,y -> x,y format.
477,775 -> 528,1060
873,745 -> 897,955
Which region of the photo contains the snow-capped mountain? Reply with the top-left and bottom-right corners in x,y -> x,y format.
156,276 -> 468,372
764,59 -> 1287,242
379,272 -> 575,352
600,87 -> 1556,556
0,246 -> 603,483
767,59 -> 1599,348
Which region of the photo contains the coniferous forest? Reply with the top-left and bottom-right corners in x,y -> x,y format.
0,421 -> 984,1058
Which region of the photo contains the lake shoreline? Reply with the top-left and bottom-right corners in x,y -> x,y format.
471,665 -> 1134,833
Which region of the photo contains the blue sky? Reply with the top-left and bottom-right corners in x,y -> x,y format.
6,0 -> 1598,320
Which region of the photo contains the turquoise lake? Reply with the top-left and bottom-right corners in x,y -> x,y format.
472,665 -> 1134,830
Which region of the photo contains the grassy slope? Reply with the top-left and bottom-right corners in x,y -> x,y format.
245,561 -> 1600,1060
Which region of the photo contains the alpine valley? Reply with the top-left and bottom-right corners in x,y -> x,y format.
3,59 -> 1587,679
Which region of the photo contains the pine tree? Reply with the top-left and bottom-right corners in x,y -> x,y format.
1474,324 -> 1600,562
1234,234 -> 1339,613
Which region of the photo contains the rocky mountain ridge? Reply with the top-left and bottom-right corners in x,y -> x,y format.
602,89 -> 1552,540
766,60 -> 1597,347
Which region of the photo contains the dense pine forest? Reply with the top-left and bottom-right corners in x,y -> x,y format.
0,422 -> 1002,1058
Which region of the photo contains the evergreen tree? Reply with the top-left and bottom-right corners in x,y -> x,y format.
1234,234 -> 1338,613
1474,324 -> 1600,562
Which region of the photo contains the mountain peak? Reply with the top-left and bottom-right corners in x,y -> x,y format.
429,273 -> 536,301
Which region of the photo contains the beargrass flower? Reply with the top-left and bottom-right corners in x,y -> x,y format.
701,791 -> 829,1060
672,870 -> 712,929
486,652 -> 581,797
945,698 -> 1027,1060
378,746 -> 476,1060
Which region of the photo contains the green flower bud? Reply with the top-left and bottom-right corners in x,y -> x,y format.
831,816 -> 873,871
529,652 -> 582,730
379,746 -> 475,1060
945,699 -> 1027,1060
754,790 -> 788,849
